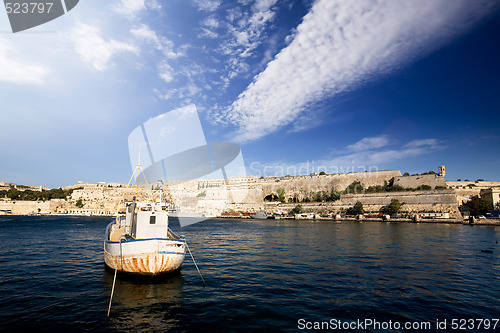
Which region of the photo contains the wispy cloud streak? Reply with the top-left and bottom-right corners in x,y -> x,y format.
215,0 -> 499,142
70,23 -> 138,71
0,37 -> 48,85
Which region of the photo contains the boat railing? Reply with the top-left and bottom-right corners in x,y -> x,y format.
168,228 -> 182,240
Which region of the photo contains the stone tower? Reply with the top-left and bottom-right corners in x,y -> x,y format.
439,165 -> 445,177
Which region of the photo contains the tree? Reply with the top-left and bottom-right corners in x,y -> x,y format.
386,199 -> 403,216
328,189 -> 341,201
468,196 -> 493,216
478,197 -> 493,215
347,201 -> 364,215
344,181 -> 365,194
403,172 -> 410,176
291,204 -> 302,214
75,199 -> 84,208
417,184 -> 432,191
276,188 -> 285,202
319,171 -> 326,175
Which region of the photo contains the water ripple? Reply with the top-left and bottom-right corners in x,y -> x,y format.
0,217 -> 499,332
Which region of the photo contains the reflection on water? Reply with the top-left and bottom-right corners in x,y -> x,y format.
103,269 -> 184,332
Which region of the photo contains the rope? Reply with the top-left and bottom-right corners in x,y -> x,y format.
107,238 -> 123,318
185,240 -> 206,286
107,267 -> 118,318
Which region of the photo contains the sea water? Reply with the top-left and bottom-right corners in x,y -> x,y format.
0,216 -> 499,332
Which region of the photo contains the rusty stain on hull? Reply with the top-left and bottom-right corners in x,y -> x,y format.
104,250 -> 185,275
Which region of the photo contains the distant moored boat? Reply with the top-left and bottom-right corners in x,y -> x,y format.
250,210 -> 268,219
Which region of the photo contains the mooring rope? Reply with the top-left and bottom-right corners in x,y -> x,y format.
185,240 -> 206,286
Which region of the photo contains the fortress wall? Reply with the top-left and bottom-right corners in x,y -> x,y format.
0,201 -> 52,214
70,187 -> 157,211
262,170 -> 402,199
273,190 -> 461,218
447,181 -> 500,188
340,190 -> 456,205
0,199 -> 116,215
1,170 -> 466,217
170,182 -> 263,216
394,174 -> 446,189
168,171 -> 459,216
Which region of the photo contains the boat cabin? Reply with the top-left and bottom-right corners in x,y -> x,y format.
127,202 -> 169,239
108,201 -> 170,242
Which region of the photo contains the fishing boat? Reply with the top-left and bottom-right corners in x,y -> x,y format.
104,199 -> 186,275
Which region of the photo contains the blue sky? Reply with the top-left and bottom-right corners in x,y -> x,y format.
0,0 -> 499,188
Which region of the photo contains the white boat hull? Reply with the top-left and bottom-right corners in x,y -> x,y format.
104,238 -> 185,275
250,211 -> 268,219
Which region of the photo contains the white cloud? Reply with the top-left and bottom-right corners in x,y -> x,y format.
130,24 -> 158,43
404,138 -> 440,150
213,0 -> 278,82
147,0 -> 161,11
229,0 -> 277,55
130,24 -> 187,59
70,23 -> 138,71
347,136 -> 390,152
131,24 -> 185,59
335,136 -> 442,167
199,16 -> 220,38
112,0 -> 161,17
113,0 -> 146,18
202,16 -> 220,29
215,0 -> 499,143
0,37 -> 48,85
130,24 -> 193,97
199,28 -> 219,39
250,136 -> 442,177
192,0 -> 221,12
158,61 -> 174,83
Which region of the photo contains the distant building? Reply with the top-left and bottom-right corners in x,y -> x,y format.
439,165 -> 445,177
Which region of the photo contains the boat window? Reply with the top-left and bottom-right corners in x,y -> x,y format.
150,216 -> 156,224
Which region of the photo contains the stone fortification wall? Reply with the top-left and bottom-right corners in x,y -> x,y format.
340,190 -> 460,217
167,178 -> 263,216
272,190 -> 460,218
70,186 -> 156,214
447,181 -> 500,188
261,170 -> 402,201
394,174 -> 446,189
0,199 -> 66,214
2,170 -> 469,217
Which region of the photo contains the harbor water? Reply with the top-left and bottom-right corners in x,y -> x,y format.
0,216 -> 499,332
